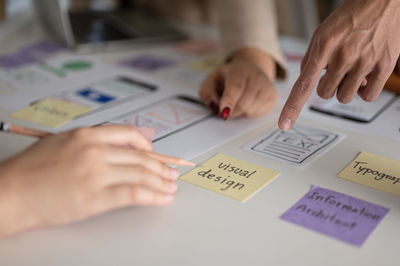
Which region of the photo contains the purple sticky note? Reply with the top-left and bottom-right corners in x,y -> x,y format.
0,40 -> 65,69
281,185 -> 389,247
119,55 -> 176,72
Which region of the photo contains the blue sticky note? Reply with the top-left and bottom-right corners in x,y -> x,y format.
77,88 -> 115,104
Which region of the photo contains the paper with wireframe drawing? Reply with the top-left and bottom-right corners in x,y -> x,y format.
243,124 -> 345,166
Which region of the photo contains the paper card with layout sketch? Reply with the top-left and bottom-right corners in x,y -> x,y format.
243,124 -> 345,166
108,96 -> 211,142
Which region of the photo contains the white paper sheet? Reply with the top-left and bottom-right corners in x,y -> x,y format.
108,95 -> 212,142
243,124 -> 345,166
308,90 -> 396,123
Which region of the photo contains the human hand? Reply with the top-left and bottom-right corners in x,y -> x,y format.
0,125 -> 179,237
279,0 -> 400,131
199,47 -> 278,119
396,58 -> 400,74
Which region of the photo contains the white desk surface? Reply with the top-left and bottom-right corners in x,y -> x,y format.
0,10 -> 400,266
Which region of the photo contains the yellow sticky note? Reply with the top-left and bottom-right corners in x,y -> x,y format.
188,55 -> 223,72
11,98 -> 92,127
180,153 -> 280,202
338,151 -> 400,197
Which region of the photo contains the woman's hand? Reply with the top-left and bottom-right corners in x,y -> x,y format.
0,125 -> 179,237
199,47 -> 278,119
279,0 -> 400,131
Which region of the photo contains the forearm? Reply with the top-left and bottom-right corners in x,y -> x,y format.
214,0 -> 287,79
0,160 -> 36,237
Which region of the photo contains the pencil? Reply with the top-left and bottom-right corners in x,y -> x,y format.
144,151 -> 197,167
0,122 -> 52,138
0,122 -> 197,167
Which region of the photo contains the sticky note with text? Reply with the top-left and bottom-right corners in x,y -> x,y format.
337,151 -> 400,197
179,153 -> 280,202
281,185 -> 389,247
11,98 -> 92,127
188,55 -> 223,72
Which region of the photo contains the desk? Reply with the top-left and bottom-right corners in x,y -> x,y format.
0,10 -> 400,266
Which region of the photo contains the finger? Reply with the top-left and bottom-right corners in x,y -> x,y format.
251,83 -> 279,117
143,151 -> 196,167
279,59 -> 325,131
128,186 -> 174,206
300,43 -> 315,73
229,73 -> 261,118
219,64 -> 248,115
136,128 -> 155,142
316,52 -> 355,100
199,70 -> 221,110
233,73 -> 277,118
73,125 -> 153,152
361,78 -> 368,87
336,62 -> 371,103
103,147 -> 180,180
300,27 -> 324,72
358,64 -> 394,102
300,51 -> 309,73
105,165 -> 178,194
100,186 -> 174,209
395,57 -> 400,74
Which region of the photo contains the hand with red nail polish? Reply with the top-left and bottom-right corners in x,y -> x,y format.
221,107 -> 231,120
199,47 -> 279,119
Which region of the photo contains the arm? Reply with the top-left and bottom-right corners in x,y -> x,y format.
0,125 -> 178,237
199,0 -> 286,119
279,0 -> 400,131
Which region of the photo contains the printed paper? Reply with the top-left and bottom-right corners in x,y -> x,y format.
243,124 -> 345,166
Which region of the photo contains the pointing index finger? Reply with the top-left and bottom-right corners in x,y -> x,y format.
279,60 -> 324,131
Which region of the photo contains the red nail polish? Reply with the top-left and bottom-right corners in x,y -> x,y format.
221,107 -> 231,120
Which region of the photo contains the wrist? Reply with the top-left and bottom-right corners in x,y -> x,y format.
0,160 -> 38,237
228,47 -> 277,81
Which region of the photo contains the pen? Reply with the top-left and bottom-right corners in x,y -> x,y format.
0,122 -> 197,167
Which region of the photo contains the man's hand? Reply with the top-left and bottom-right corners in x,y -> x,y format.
279,0 -> 400,131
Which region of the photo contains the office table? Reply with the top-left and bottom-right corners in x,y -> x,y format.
0,9 -> 399,266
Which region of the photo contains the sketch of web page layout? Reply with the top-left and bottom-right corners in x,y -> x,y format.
309,90 -> 396,123
243,124 -> 345,166
49,76 -> 156,116
107,95 -> 212,142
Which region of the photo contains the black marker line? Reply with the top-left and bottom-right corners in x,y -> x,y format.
269,142 -> 307,153
263,145 -> 302,157
256,148 -> 300,160
250,149 -> 301,163
271,140 -> 311,152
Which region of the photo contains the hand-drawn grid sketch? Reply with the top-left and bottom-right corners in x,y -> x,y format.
243,124 -> 345,166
